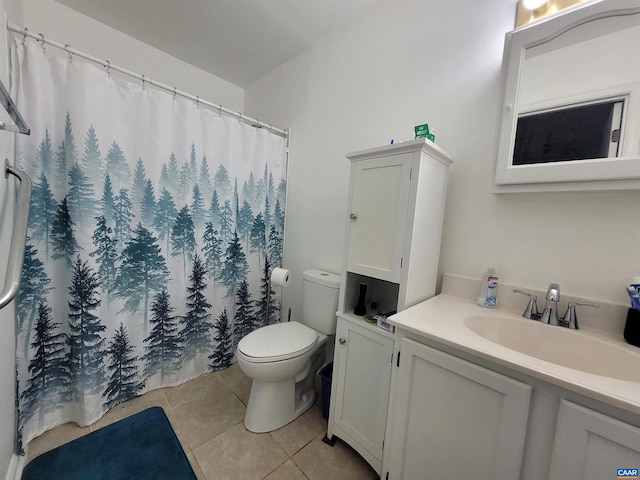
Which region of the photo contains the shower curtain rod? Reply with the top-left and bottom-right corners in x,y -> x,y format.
7,23 -> 288,138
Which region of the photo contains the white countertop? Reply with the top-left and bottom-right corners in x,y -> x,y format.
388,293 -> 640,416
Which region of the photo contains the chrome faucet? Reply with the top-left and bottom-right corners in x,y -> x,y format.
540,283 -> 560,326
516,283 -> 599,330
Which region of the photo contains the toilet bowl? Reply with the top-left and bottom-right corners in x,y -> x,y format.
237,322 -> 327,432
236,269 -> 340,433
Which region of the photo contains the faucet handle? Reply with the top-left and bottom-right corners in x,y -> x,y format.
513,289 -> 540,320
562,302 -> 600,330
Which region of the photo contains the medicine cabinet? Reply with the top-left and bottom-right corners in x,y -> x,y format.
494,0 -> 640,192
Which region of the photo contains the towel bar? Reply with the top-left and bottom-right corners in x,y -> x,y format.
0,159 -> 32,309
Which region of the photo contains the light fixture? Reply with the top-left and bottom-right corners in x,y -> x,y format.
516,0 -> 581,27
522,0 -> 550,11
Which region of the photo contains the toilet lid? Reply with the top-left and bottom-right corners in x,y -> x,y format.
237,321 -> 318,363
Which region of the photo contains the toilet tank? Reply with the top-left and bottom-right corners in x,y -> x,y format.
302,269 -> 341,335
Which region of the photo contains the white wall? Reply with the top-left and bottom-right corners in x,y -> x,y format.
1,0 -> 23,477
0,60 -> 18,480
245,0 -> 640,322
19,0 -> 245,112
0,159 -> 18,480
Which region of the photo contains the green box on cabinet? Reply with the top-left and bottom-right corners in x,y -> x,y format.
414,123 -> 435,142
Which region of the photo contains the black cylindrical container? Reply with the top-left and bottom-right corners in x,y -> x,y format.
624,308 -> 640,347
354,283 -> 367,316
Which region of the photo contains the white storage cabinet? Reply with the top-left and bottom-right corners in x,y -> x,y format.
327,139 -> 453,474
339,139 -> 454,315
327,316 -> 394,473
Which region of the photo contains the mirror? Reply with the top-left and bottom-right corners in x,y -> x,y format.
495,0 -> 640,192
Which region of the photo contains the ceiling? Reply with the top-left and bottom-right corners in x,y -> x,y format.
55,0 -> 384,88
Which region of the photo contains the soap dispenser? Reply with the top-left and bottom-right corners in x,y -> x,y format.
477,268 -> 498,308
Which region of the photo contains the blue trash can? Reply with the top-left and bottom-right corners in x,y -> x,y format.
318,362 -> 333,419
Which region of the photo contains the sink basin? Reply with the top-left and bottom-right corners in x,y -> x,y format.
464,315 -> 640,382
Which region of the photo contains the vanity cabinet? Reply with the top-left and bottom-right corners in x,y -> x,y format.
386,338 -> 531,480
381,327 -> 640,480
549,400 -> 640,480
327,315 -> 394,473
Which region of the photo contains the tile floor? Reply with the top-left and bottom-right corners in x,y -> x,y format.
25,363 -> 378,480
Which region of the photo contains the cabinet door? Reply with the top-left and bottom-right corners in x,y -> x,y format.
549,400 -> 640,480
332,319 -> 394,468
388,338 -> 531,480
347,153 -> 412,283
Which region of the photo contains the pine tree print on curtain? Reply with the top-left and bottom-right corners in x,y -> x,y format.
103,323 -> 145,408
18,244 -> 52,359
180,254 -> 213,373
19,303 -> 70,431
67,255 -> 106,413
142,289 -> 181,383
12,38 -> 287,446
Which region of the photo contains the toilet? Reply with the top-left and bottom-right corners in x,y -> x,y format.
236,269 -> 340,433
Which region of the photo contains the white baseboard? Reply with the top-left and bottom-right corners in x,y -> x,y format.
4,453 -> 25,480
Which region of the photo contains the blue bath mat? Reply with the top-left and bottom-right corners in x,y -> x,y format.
22,407 -> 196,480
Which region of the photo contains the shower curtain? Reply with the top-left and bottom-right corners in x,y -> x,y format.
11,39 -> 287,450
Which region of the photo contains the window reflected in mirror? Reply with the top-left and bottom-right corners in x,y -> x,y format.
513,98 -> 624,165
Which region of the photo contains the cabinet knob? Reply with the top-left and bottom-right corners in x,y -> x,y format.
349,213 -> 357,220
338,338 -> 346,345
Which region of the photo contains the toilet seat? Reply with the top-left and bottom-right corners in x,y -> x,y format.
237,321 -> 318,363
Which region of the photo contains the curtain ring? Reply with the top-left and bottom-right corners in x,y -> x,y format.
218,104 -> 222,117
196,96 -> 199,109
104,60 -> 111,77
173,87 -> 177,100
38,33 -> 45,54
64,44 -> 72,62
22,27 -> 27,45
142,74 -> 145,90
